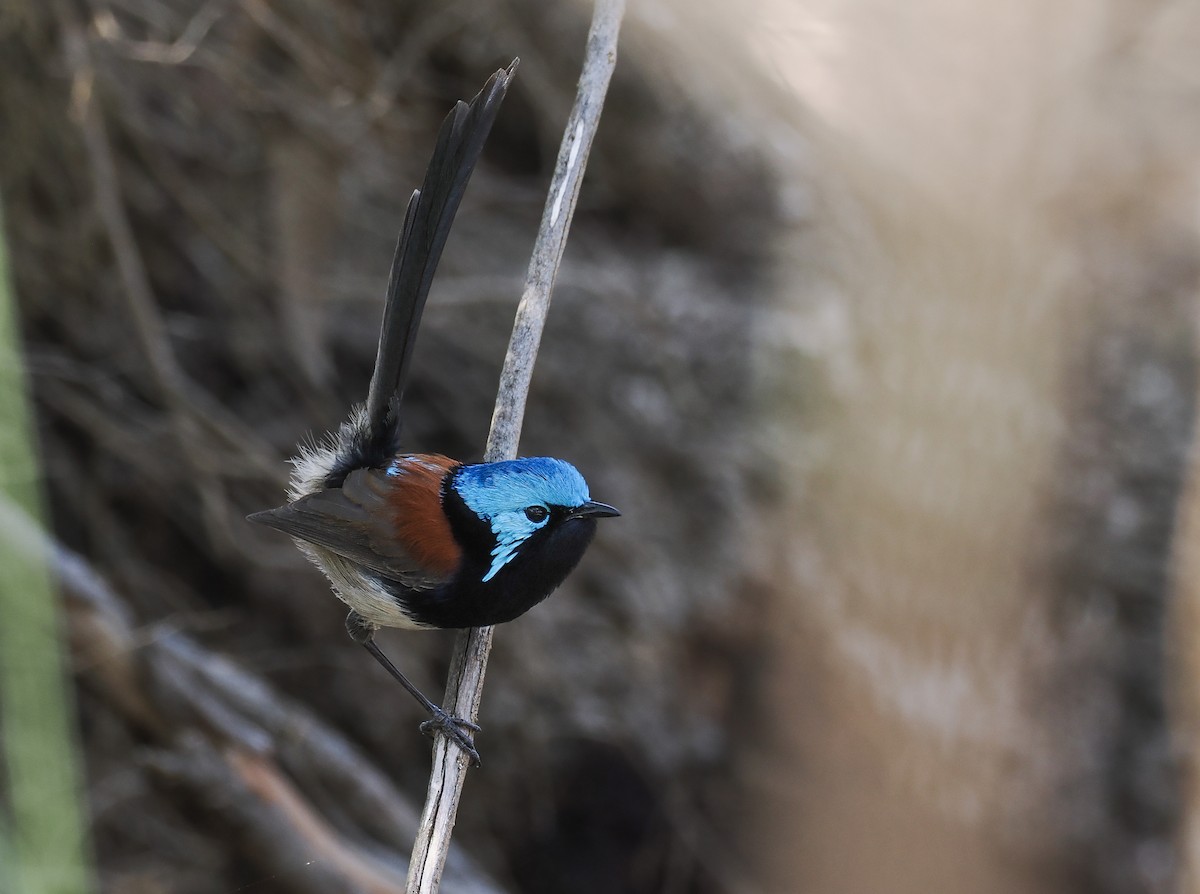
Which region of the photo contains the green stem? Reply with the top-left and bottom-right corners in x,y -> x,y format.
0,198 -> 94,893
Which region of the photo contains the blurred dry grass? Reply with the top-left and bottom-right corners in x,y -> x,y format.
4,1 -> 1200,893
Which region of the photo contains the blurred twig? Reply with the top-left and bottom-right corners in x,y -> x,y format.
90,1 -> 226,65
56,4 -> 285,552
404,2 -> 626,892
0,495 -> 507,894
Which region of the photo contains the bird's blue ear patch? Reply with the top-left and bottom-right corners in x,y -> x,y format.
452,458 -> 592,582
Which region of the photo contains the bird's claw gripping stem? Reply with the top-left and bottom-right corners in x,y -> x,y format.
420,708 -> 482,766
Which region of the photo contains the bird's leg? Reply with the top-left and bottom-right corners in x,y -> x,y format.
345,611 -> 481,766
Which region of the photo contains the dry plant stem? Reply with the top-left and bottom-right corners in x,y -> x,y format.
56,5 -> 287,535
405,2 -> 626,892
59,14 -> 218,533
0,496 -> 507,894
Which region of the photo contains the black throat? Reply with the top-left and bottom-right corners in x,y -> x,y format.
399,482 -> 599,628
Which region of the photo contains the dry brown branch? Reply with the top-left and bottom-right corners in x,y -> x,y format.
55,3 -> 289,546
91,1 -> 225,65
59,8 -> 222,533
143,737 -> 400,894
405,2 -> 626,892
0,496 -> 507,894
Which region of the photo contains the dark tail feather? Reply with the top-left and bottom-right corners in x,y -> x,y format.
364,59 -> 518,441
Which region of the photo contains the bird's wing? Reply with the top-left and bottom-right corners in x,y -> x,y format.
248,469 -> 449,591
364,59 -> 518,444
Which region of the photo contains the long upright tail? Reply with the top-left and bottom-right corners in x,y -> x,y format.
364,60 -> 518,446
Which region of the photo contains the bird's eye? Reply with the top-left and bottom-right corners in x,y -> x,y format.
524,505 -> 549,523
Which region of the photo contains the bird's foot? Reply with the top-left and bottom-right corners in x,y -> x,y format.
420,708 -> 481,766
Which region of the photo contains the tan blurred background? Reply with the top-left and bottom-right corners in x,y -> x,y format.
2,1 -> 1200,892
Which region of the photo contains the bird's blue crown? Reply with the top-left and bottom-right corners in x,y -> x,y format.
452,457 -> 591,582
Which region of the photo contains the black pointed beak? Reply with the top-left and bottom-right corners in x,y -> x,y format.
568,500 -> 621,520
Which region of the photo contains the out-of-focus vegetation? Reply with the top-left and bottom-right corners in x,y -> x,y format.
1,1 -> 768,892
3,1 -> 1200,893
0,203 -> 94,890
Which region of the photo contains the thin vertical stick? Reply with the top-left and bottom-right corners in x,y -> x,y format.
404,2 -> 625,892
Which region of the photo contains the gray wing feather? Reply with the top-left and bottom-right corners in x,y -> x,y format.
248,469 -> 443,591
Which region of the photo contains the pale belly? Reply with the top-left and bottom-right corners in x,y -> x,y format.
298,542 -> 431,631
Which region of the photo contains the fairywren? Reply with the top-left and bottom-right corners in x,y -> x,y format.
248,61 -> 619,765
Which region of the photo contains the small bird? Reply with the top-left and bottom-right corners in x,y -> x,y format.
248,61 -> 618,765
